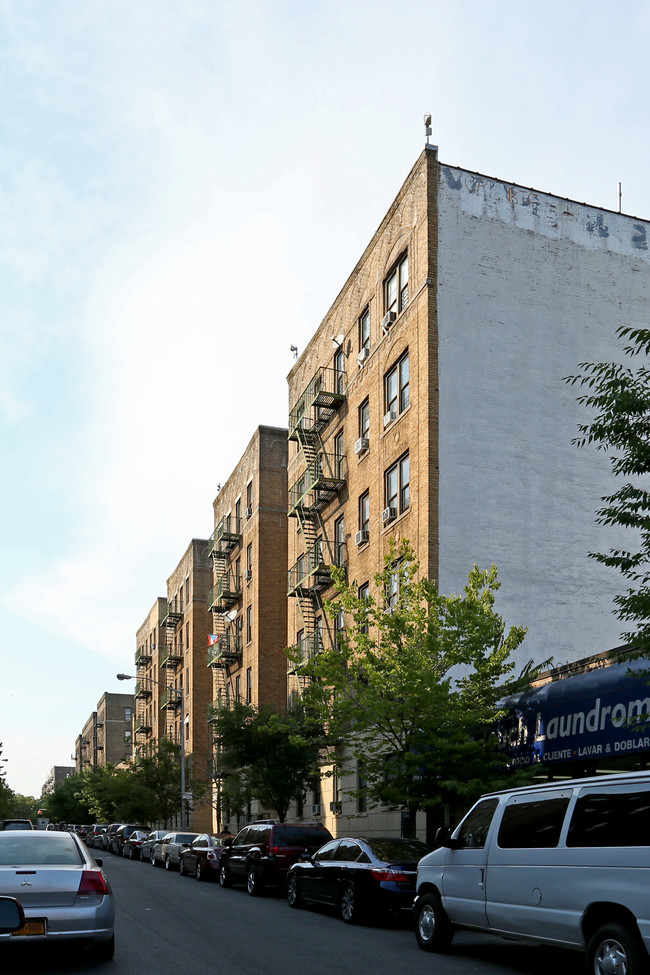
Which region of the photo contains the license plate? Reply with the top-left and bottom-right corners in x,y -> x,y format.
12,919 -> 46,937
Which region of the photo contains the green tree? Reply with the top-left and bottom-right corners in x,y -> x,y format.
46,774 -> 93,824
565,326 -> 650,655
295,539 -> 536,832
210,701 -> 326,822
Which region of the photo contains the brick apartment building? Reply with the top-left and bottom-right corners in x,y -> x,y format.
133,539 -> 213,831
207,425 -> 288,830
286,144 -> 650,836
75,692 -> 135,774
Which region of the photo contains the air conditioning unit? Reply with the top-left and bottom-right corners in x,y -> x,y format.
354,437 -> 370,456
244,569 -> 253,581
383,410 -> 398,427
244,506 -> 252,519
329,801 -> 342,814
311,804 -> 321,817
357,347 -> 370,366
382,506 -> 397,525
355,530 -> 370,546
382,310 -> 397,333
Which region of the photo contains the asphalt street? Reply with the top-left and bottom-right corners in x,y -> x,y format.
0,852 -> 579,975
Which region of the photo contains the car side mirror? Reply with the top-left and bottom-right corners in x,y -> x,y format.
0,897 -> 25,933
435,826 -> 453,848
223,837 -> 233,847
95,858 -> 103,868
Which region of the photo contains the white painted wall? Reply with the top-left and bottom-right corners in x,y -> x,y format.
437,167 -> 650,670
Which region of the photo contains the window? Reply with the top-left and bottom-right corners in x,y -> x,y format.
246,667 -> 253,703
185,574 -> 191,600
385,452 -> 410,515
246,606 -> 252,643
359,308 -> 370,353
359,491 -> 370,534
246,543 -> 253,574
235,675 -> 241,702
334,515 -> 345,567
124,708 -> 132,722
357,761 -> 368,814
567,788 -> 650,847
235,557 -> 241,586
359,398 -> 370,439
358,582 -> 370,634
385,253 -> 409,314
124,729 -> 132,744
185,622 -> 190,652
385,351 -> 410,417
498,796 -> 570,850
455,798 -> 499,849
334,608 -> 345,650
235,615 -> 243,650
333,348 -> 346,395
235,498 -> 241,524
246,480 -> 253,511
334,429 -> 344,479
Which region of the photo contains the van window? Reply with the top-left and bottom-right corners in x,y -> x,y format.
498,797 -> 569,849
455,798 -> 498,849
567,788 -> 650,847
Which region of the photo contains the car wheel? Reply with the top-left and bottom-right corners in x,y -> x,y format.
287,873 -> 302,909
151,852 -> 159,867
340,882 -> 360,924
415,893 -> 454,952
164,855 -> 172,871
219,862 -> 233,888
196,861 -> 204,882
90,935 -> 115,961
247,864 -> 263,897
179,858 -> 187,877
586,921 -> 647,975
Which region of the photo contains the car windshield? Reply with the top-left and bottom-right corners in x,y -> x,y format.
0,834 -> 84,866
367,838 -> 431,862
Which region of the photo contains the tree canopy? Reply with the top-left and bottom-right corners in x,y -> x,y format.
209,700 -> 326,823
294,540 -> 536,827
565,326 -> 650,655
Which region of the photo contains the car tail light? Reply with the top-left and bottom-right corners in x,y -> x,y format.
370,868 -> 411,883
77,870 -> 110,896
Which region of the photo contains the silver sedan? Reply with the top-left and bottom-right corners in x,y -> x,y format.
0,830 -> 115,960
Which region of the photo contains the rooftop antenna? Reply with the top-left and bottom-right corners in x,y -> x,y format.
290,344 -> 298,360
424,113 -> 432,145
618,182 -> 622,213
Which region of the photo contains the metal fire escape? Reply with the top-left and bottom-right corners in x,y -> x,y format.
287,365 -> 346,675
160,598 -> 184,742
206,515 -> 243,704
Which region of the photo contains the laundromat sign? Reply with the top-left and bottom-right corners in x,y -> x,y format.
500,658 -> 650,766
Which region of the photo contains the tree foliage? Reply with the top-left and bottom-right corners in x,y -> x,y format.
210,701 -> 326,822
565,326 -> 650,655
295,540 -> 536,823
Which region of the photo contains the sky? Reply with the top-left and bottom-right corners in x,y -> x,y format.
2,0 -> 650,798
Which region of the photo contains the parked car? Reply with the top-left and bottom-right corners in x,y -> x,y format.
122,829 -> 150,861
179,833 -> 231,881
0,820 -> 33,831
414,769 -> 650,974
111,824 -> 150,857
287,835 -> 431,923
141,830 -> 169,864
0,829 -> 114,959
86,825 -> 108,849
153,832 -> 199,870
100,824 -> 123,853
219,821 -> 333,895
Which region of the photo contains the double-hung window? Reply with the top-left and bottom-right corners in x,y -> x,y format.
334,515 -> 345,567
359,398 -> 370,439
385,351 -> 410,418
359,308 -> 370,354
359,491 -> 370,534
385,254 -> 409,315
385,452 -> 410,515
334,348 -> 346,395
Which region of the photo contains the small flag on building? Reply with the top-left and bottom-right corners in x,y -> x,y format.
208,634 -> 220,645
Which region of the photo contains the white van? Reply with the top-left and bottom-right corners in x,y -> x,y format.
414,770 -> 650,974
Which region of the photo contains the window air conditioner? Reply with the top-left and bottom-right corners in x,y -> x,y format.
382,506 -> 397,525
382,310 -> 397,333
311,804 -> 321,817
383,410 -> 398,427
244,569 -> 253,581
354,437 -> 370,456
355,530 -> 370,546
330,801 -> 342,814
357,347 -> 370,366
244,506 -> 252,519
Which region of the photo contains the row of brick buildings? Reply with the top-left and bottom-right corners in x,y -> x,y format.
72,144 -> 650,835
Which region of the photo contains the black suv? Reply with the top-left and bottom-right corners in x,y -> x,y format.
219,821 -> 332,896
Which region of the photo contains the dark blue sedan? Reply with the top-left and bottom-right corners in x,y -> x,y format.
286,836 -> 431,924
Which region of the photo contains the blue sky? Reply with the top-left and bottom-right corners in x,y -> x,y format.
2,0 -> 650,797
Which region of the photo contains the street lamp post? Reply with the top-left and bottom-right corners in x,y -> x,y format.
116,673 -> 186,829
